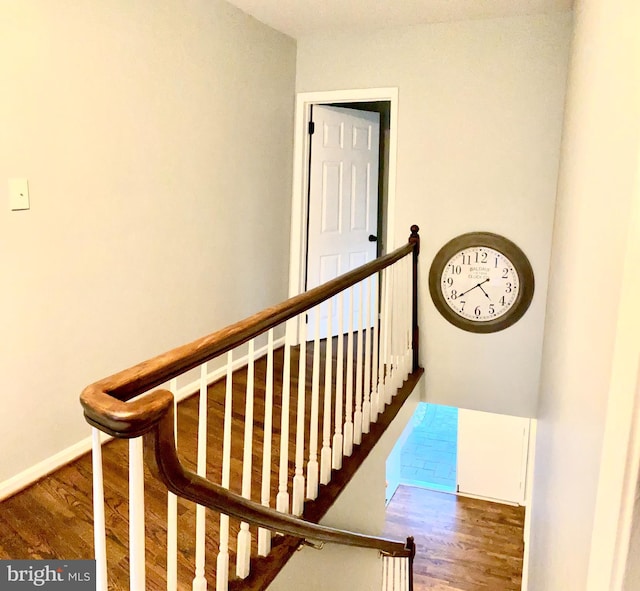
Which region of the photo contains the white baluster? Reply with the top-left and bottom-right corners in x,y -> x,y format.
396,261 -> 405,389
343,287 -> 355,457
382,556 -> 388,591
353,282 -> 364,446
91,428 -> 108,591
384,266 -> 394,404
259,329 -> 275,556
385,556 -> 394,591
277,329 -> 292,514
362,276 -> 373,435
167,378 -> 179,591
216,352 -> 233,591
292,317 -> 307,516
236,340 -> 256,579
394,557 -> 401,591
401,257 -> 408,379
404,556 -> 410,591
378,268 -> 389,413
129,437 -> 146,591
306,307 -> 321,500
401,259 -> 409,385
332,292 -> 345,471
406,255 -> 413,376
396,259 -> 405,383
192,369 -> 208,591
371,274 -> 381,423
320,298 -> 333,485
388,263 -> 398,396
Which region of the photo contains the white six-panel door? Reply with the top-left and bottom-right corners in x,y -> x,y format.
306,105 -> 380,337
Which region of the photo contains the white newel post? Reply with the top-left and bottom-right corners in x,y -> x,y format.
216,352 -> 234,591
91,428 -> 108,591
332,292 -> 345,470
129,437 -> 146,591
236,340 -> 256,579
259,329 -> 275,556
320,298 -> 333,485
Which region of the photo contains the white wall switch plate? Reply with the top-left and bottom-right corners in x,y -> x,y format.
9,178 -> 30,211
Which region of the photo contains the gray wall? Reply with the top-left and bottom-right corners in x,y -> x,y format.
527,0 -> 640,587
296,13 -> 572,417
0,0 -> 296,483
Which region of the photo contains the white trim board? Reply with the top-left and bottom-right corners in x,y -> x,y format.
287,87 -> 400,302
0,336 -> 286,501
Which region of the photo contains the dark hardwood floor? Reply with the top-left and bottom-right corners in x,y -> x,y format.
383,485 -> 525,591
0,339 -> 422,590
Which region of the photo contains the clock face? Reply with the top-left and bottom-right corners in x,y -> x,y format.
440,247 -> 519,322
428,232 -> 535,333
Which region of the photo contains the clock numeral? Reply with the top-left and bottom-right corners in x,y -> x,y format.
489,303 -> 495,315
448,264 -> 462,275
505,282 -> 512,293
460,300 -> 466,312
450,289 -> 457,300
474,306 -> 482,317
499,296 -> 506,306
475,251 -> 488,264
495,257 -> 499,268
502,268 -> 509,279
461,253 -> 471,265
446,277 -> 453,287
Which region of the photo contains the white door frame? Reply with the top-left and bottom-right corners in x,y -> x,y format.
287,87 -> 399,300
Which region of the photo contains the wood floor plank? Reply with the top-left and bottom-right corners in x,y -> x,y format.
0,339 -> 421,590
383,485 -> 525,591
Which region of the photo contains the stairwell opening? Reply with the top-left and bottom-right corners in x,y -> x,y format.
386,403 -> 458,503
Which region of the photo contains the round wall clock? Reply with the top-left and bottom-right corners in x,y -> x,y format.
428,232 -> 535,333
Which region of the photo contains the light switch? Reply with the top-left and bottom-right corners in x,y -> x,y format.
9,178 -> 30,211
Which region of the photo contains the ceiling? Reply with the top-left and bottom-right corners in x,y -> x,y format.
225,0 -> 573,39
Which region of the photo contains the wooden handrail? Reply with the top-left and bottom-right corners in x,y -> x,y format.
79,225 -> 420,566
141,400 -> 413,557
80,226 -> 420,438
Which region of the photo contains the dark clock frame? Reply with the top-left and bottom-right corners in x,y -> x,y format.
428,231 -> 535,334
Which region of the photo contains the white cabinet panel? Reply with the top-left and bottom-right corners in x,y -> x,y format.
457,409 -> 529,504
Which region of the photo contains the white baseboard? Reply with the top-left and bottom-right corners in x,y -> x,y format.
0,436 -> 95,501
0,336 -> 285,502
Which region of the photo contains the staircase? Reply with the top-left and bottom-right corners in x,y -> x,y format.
81,226 -> 422,591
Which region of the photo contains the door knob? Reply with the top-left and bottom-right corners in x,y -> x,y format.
368,234 -> 378,242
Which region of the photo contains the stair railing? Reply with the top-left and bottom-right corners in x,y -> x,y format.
81,225 -> 420,591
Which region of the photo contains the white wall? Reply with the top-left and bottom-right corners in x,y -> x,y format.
296,12 -> 572,417
624,474 -> 640,590
527,0 -> 640,588
0,0 -> 296,483
268,377 -> 422,591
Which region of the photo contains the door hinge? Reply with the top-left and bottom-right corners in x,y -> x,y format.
308,121 -> 315,135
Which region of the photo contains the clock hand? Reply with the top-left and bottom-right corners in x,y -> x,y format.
478,281 -> 491,300
457,284 -> 480,298
458,278 -> 491,298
